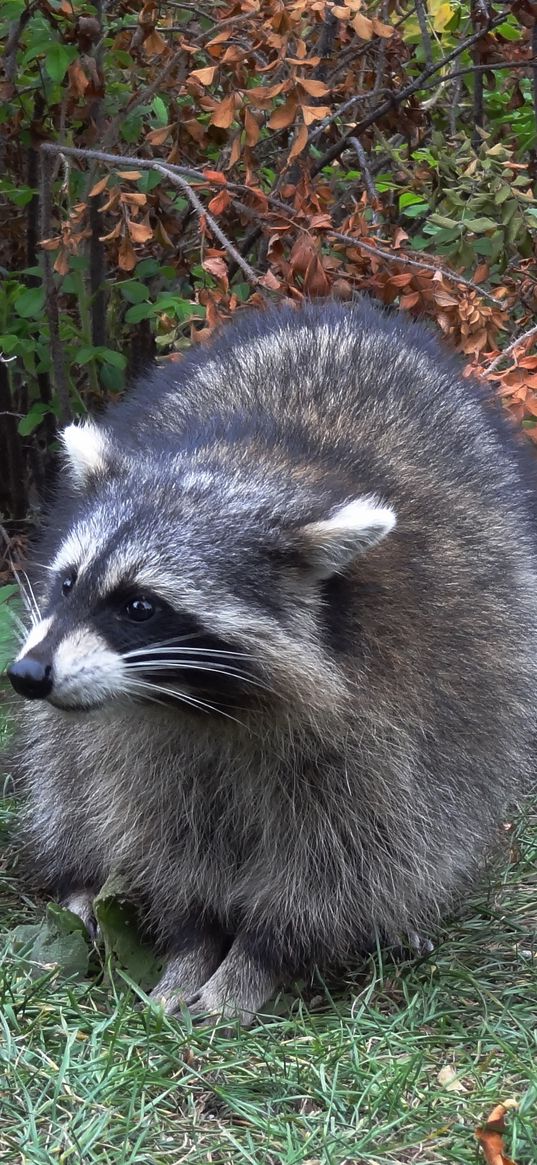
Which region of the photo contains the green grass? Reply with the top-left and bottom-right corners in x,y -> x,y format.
1,747 -> 536,1165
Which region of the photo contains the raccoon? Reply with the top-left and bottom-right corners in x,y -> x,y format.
7,299 -> 537,1025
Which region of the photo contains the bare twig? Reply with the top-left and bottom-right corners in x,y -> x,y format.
329,230 -> 504,306
151,163 -> 263,288
486,324 -> 537,372
415,0 -> 433,68
39,152 -> 71,425
347,137 -> 379,205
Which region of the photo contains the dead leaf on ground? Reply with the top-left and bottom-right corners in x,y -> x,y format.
475,1101 -> 519,1165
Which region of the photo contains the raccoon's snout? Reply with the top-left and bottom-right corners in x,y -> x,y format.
7,655 -> 53,700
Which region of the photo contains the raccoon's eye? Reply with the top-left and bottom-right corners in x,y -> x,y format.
61,573 -> 76,596
124,597 -> 155,622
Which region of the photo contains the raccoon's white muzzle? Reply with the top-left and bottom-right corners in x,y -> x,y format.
8,620 -> 126,711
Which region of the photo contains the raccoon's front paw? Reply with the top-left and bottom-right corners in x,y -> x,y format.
406,930 -> 434,957
184,937 -> 279,1028
62,890 -> 99,941
150,927 -> 226,1015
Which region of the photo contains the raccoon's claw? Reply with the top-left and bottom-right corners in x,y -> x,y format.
407,930 -> 435,956
62,890 -> 99,941
181,938 -> 278,1029
149,933 -> 225,1015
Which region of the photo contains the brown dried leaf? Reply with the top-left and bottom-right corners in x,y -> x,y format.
475,1102 -> 518,1165
118,236 -> 137,271
120,192 -> 147,207
203,169 -> 227,185
189,65 -> 217,85
146,125 -> 171,145
352,12 -> 374,38
301,104 -> 332,126
53,248 -> 70,276
202,255 -> 228,283
210,93 -> 238,129
244,108 -> 260,147
288,122 -> 309,162
144,29 -> 167,55
127,216 -> 153,243
208,189 -> 232,215
371,17 -> 394,37
268,97 -> 298,130
297,77 -> 330,97
116,170 -> 143,180
68,60 -> 89,97
89,176 -> 109,198
99,222 -> 122,242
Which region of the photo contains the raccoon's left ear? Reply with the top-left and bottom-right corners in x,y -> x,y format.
299,497 -> 396,579
60,421 -> 113,487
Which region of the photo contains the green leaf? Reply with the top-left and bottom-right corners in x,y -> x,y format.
18,402 -> 49,436
464,217 -> 498,233
399,192 -> 427,209
6,903 -> 90,981
0,584 -> 18,604
74,346 -> 98,365
99,348 -> 127,369
151,96 -> 168,125
44,42 -> 77,84
100,363 -> 125,394
125,303 -> 157,323
13,287 -> 45,319
119,281 -> 151,304
135,259 -> 161,278
138,171 -> 162,193
0,335 -> 20,354
94,874 -> 163,991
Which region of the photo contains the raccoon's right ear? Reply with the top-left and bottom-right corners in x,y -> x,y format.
60,421 -> 114,488
298,497 -> 396,580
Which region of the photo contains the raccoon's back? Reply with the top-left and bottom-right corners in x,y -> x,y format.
105,300 -> 536,529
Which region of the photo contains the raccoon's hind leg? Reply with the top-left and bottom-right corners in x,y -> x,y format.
150,918 -> 228,1014
185,934 -> 280,1028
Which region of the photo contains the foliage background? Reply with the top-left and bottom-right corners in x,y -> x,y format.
1,5 -> 537,1162
1,0 -> 537,546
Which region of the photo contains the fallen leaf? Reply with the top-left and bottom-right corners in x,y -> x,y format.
438,1064 -> 467,1092
116,170 -> 143,180
475,1102 -> 519,1165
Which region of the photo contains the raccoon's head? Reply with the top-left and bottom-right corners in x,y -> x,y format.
8,419 -> 396,727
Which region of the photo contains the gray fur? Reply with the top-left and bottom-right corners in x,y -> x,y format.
9,299 -> 537,1025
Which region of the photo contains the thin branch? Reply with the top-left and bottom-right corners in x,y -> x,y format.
329,230 -> 504,306
39,152 -> 71,425
151,163 -> 264,288
486,324 -> 537,372
415,0 -> 433,68
347,137 -> 378,205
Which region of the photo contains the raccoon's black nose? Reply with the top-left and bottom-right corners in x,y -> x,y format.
7,657 -> 53,700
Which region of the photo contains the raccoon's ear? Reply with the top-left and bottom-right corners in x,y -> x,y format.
300,497 -> 396,579
60,421 -> 112,487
